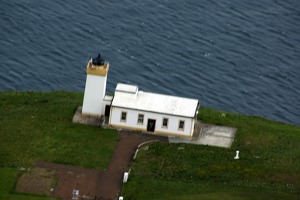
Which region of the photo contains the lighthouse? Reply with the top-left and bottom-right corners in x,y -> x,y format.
78,53 -> 200,138
82,54 -> 109,117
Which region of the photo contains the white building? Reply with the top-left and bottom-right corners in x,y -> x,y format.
82,56 -> 199,138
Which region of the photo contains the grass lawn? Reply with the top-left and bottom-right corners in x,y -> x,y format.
123,177 -> 298,200
0,91 -> 118,169
122,107 -> 300,199
0,91 -> 118,199
1,91 -> 299,199
0,167 -> 57,200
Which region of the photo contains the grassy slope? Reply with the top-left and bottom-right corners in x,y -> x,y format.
0,91 -> 118,199
0,91 -> 118,169
124,178 -> 298,200
123,107 -> 300,199
1,92 -> 299,199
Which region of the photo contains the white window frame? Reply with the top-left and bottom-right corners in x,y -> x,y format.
178,120 -> 185,131
162,117 -> 169,128
137,114 -> 144,125
120,111 -> 127,122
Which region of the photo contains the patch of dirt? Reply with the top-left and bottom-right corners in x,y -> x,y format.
36,161 -> 99,200
16,167 -> 56,196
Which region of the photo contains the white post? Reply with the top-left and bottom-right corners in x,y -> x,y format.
123,172 -> 129,183
133,149 -> 139,160
72,189 -> 79,200
234,150 -> 239,159
119,197 -> 124,200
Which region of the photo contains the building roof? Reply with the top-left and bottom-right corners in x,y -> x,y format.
111,83 -> 199,118
115,83 -> 138,94
104,95 -> 113,101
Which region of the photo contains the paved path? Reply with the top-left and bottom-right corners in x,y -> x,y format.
168,121 -> 237,148
95,131 -> 168,200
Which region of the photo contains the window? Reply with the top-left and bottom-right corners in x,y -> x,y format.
178,120 -> 185,130
137,114 -> 144,124
120,111 -> 127,122
162,118 -> 168,128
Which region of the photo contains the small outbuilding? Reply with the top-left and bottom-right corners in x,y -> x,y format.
82,55 -> 199,138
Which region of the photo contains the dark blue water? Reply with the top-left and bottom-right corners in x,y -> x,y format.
1,0 -> 300,125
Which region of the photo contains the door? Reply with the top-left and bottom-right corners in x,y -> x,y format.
147,119 -> 156,132
104,105 -> 111,117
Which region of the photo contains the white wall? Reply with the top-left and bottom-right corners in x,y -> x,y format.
82,74 -> 107,116
109,107 -> 194,137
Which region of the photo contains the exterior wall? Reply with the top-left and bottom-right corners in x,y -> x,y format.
82,74 -> 107,116
109,107 -> 194,137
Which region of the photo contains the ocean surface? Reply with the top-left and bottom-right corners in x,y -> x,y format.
1,0 -> 300,125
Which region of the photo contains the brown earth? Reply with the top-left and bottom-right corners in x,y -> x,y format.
17,131 -> 168,200
16,167 -> 56,196
36,161 -> 99,200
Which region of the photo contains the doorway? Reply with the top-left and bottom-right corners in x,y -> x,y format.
147,119 -> 156,132
104,105 -> 111,117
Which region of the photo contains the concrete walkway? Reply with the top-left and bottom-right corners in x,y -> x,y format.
168,121 -> 237,148
73,107 -> 237,149
72,107 -> 102,126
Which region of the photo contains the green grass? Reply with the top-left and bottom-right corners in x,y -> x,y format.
123,107 -> 300,199
1,91 -> 299,199
0,167 -> 57,200
0,91 -> 118,169
123,177 -> 298,200
0,91 -> 118,199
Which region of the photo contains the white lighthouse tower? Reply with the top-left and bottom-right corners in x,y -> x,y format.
82,54 -> 109,117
